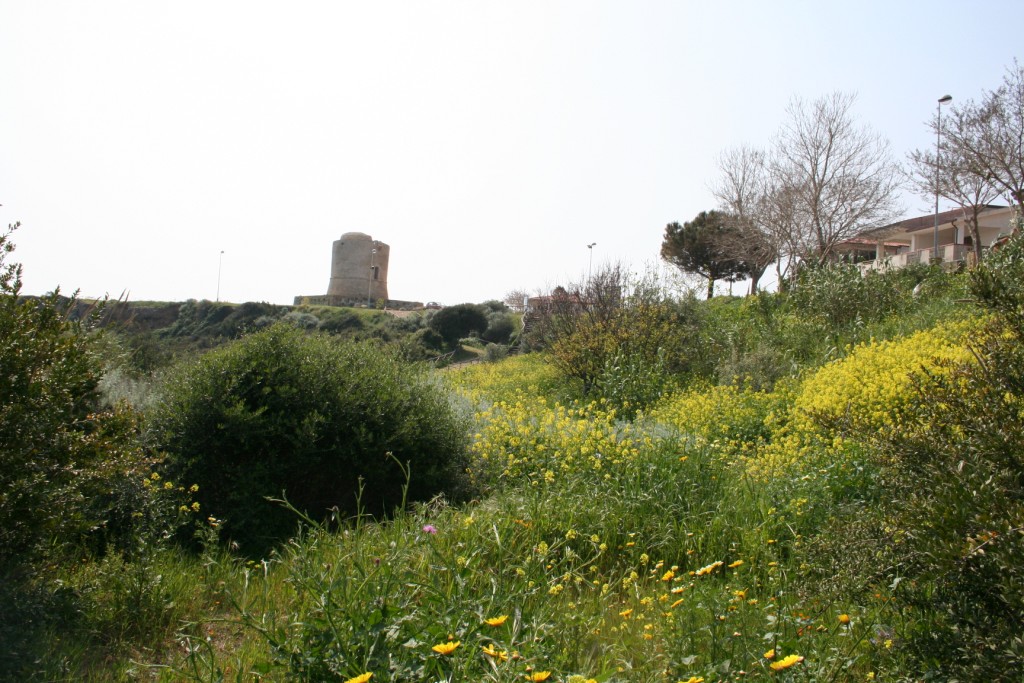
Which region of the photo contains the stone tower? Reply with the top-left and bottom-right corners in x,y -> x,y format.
326,232 -> 390,303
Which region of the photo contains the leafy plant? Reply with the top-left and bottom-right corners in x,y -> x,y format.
150,323 -> 471,555
0,223 -> 128,564
428,303 -> 489,349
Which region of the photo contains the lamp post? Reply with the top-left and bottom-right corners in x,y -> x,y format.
587,242 -> 597,280
216,250 -> 224,302
933,94 -> 953,260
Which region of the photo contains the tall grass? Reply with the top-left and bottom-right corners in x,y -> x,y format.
146,357 -> 926,682
24,264 -> 1010,681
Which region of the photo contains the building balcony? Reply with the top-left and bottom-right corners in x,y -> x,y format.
856,243 -> 976,275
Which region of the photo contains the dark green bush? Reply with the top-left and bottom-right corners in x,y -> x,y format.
427,303 -> 488,349
149,324 -> 470,555
400,327 -> 446,360
281,310 -> 319,329
482,310 -> 516,344
0,224 -> 147,566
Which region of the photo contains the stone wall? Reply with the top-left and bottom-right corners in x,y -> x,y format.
292,295 -> 424,311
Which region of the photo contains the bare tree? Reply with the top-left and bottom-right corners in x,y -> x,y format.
943,61 -> 1024,212
502,289 -> 530,312
711,146 -> 780,293
907,112 -> 1001,262
772,92 -> 903,264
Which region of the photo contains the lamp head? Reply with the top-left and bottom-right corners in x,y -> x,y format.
938,94 -> 952,105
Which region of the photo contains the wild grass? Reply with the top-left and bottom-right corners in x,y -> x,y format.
126,352 -> 935,682
18,261 -> 1018,681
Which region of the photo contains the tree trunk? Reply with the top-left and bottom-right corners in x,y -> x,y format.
748,264 -> 766,295
707,277 -> 715,300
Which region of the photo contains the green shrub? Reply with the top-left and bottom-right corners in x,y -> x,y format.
313,306 -> 365,334
529,266 -> 702,394
406,327 -> 446,358
482,310 -> 516,344
790,261 -> 948,329
0,224 -> 146,565
483,342 -> 509,363
593,348 -> 675,414
281,310 -> 319,329
149,324 -> 471,555
428,303 -> 489,349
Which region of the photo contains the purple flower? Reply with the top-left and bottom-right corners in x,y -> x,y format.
422,524 -> 438,535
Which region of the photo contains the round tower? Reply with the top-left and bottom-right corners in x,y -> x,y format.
326,232 -> 390,303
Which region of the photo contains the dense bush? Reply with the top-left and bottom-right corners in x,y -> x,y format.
428,303 -> 489,349
482,310 -> 517,344
0,225 -> 146,565
789,261 -> 944,328
528,266 -> 703,401
313,306 -> 365,333
149,324 -> 471,555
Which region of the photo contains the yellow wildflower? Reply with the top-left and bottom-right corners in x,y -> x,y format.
525,672 -> 551,682
764,649 -> 775,660
481,644 -> 508,662
728,560 -> 744,568
343,675 -> 373,683
769,654 -> 805,671
838,613 -> 851,625
485,614 -> 508,627
432,641 -> 460,655
694,560 -> 723,576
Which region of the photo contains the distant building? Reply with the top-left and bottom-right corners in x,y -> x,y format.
294,232 -> 422,309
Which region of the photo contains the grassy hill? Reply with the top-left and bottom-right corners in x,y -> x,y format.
6,250 -> 1024,680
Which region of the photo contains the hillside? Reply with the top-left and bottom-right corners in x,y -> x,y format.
5,247 -> 1024,680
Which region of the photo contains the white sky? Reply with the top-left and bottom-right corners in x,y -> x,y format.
2,1 -> 1021,306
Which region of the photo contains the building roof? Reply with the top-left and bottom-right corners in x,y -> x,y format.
860,205 -> 1009,239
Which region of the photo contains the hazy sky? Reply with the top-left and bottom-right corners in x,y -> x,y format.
2,1 -> 1022,306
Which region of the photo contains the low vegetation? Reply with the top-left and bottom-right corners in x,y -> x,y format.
3,218 -> 1024,681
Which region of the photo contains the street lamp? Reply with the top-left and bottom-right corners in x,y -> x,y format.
216,250 -> 224,302
587,242 -> 597,280
933,94 -> 953,260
